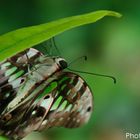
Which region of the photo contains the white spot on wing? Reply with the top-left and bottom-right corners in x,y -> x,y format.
42,120 -> 48,126
59,117 -> 64,121
77,119 -> 80,123
74,78 -> 83,91
32,110 -> 36,115
40,97 -> 52,109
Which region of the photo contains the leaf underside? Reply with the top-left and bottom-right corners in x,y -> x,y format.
0,10 -> 122,61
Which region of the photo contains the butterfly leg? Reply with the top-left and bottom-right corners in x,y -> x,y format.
24,50 -> 38,75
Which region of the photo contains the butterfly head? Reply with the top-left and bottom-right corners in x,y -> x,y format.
38,56 -> 68,70
55,57 -> 68,70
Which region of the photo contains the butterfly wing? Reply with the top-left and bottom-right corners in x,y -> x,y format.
7,71 -> 93,139
0,48 -> 42,114
39,71 -> 93,130
0,66 -> 59,138
14,71 -> 93,130
0,55 -> 67,139
3,78 -> 58,139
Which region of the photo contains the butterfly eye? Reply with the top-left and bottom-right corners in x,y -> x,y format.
56,58 -> 68,69
59,60 -> 67,69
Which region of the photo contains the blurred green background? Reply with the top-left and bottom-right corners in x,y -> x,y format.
0,0 -> 140,140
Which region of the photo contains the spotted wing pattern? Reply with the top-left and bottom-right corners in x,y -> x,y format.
0,48 -> 93,140
8,72 -> 93,139
0,48 -> 42,114
40,72 -> 93,129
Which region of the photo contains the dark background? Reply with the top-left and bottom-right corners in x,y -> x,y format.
0,0 -> 140,140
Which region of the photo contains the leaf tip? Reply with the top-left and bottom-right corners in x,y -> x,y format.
108,10 -> 122,18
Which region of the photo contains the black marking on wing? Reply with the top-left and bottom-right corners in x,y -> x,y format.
0,48 -> 42,117
12,71 -> 93,135
0,49 -> 93,140
39,72 -> 93,129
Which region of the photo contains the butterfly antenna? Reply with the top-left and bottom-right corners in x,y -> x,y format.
67,68 -> 116,84
68,56 -> 87,66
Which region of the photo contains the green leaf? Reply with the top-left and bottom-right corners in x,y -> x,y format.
0,10 -> 122,61
0,136 -> 9,140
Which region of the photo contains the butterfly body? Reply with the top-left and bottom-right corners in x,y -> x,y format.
0,48 -> 93,140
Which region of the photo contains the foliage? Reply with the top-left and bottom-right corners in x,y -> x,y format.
0,10 -> 121,61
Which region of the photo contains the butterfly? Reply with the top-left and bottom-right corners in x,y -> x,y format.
0,48 -> 93,140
